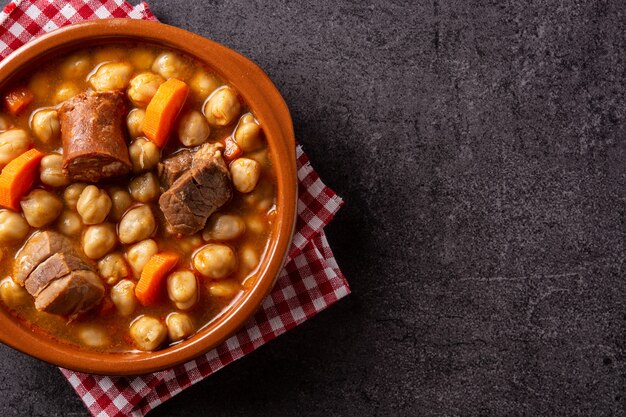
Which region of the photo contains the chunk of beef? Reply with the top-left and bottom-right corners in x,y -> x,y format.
14,231 -> 73,285
157,149 -> 194,188
25,252 -> 91,297
59,91 -> 131,182
34,270 -> 104,316
158,143 -> 232,235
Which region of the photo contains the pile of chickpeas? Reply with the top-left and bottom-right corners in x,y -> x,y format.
0,45 -> 274,351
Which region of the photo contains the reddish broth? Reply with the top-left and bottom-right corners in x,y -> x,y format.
0,43 -> 276,352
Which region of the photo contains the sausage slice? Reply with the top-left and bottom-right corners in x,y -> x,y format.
59,91 -> 132,182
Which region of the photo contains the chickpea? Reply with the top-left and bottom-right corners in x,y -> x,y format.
166,270 -> 197,310
230,158 -> 261,193
98,253 -> 129,285
0,211 -> 29,243
129,137 -> 160,173
126,108 -> 145,138
130,315 -> 166,351
166,312 -> 194,342
245,214 -> 265,235
246,148 -> 271,168
30,109 -> 60,144
89,62 -> 134,92
20,189 -> 63,228
238,113 -> 254,124
129,172 -> 160,203
172,296 -> 195,311
177,110 -> 210,147
203,86 -> 241,126
118,205 -> 156,245
0,129 -> 30,167
151,51 -> 191,80
208,280 -> 241,298
202,213 -> 245,241
240,245 -> 259,271
63,183 -> 87,211
54,81 -> 80,103
78,325 -> 110,348
77,185 -> 112,225
189,70 -> 220,99
0,278 -> 29,307
257,197 -> 274,212
234,114 -> 263,152
94,46 -> 127,63
129,48 -> 156,71
56,210 -> 82,236
40,153 -> 69,187
28,72 -> 52,99
107,187 -> 132,221
0,114 -> 12,131
126,239 -> 158,277
60,53 -> 91,78
82,223 -> 117,259
128,72 -> 164,107
193,244 -> 237,279
178,234 -> 203,255
110,279 -> 137,316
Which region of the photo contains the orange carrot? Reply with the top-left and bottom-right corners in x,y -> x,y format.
223,136 -> 242,162
142,78 -> 189,148
0,148 -> 44,210
135,252 -> 179,306
3,86 -> 34,116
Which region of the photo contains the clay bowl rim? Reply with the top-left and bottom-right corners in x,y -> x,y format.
0,19 -> 297,375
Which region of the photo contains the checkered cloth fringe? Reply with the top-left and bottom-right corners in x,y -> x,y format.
0,1 -> 349,416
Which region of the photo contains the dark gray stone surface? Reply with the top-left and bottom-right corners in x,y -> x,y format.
2,0 -> 626,416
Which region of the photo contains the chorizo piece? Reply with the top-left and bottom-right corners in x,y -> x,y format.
59,91 -> 131,182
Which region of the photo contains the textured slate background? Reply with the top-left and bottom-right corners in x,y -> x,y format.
2,1 -> 626,416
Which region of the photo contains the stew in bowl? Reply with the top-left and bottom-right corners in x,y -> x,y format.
0,40 -> 280,353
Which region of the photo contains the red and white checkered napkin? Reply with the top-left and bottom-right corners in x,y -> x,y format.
0,1 -> 349,416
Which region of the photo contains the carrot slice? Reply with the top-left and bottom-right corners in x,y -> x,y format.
4,86 -> 34,116
0,148 -> 44,210
142,78 -> 189,148
135,252 -> 179,306
223,136 -> 242,162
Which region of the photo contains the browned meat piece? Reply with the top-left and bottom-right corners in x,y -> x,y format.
14,231 -> 73,285
34,270 -> 104,316
59,91 -> 131,182
25,252 -> 91,297
159,192 -> 203,235
157,149 -> 194,188
14,231 -> 103,317
159,143 -> 232,235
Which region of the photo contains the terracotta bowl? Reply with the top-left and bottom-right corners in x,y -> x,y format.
0,19 -> 297,375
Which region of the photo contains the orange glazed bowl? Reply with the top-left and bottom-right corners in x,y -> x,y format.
0,19 -> 297,375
